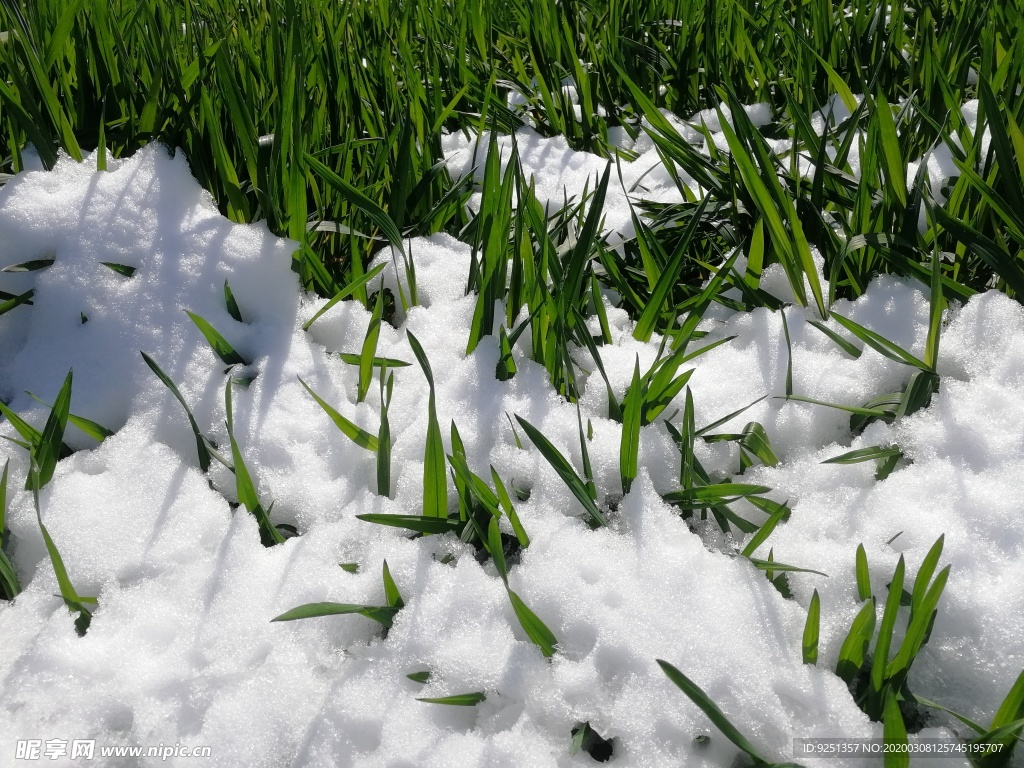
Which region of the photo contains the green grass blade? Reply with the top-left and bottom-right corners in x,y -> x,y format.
619,358 -> 642,494
656,659 -> 770,764
140,351 -> 211,472
508,589 -> 557,657
407,332 -> 447,518
377,372 -> 393,497
870,557 -> 905,706
515,415 -> 606,528
305,152 -> 405,257
382,560 -> 404,609
836,598 -> 877,683
883,693 -> 909,768
271,602 -> 399,626
803,589 -> 820,665
185,310 -> 247,366
856,544 -> 872,601
416,692 -> 486,706
358,289 -> 384,403
356,514 -> 460,534
491,467 -> 529,547
26,371 -> 72,491
829,313 -> 928,370
302,262 -> 388,332
224,280 -> 243,322
823,446 -> 902,464
24,392 -> 113,441
297,377 -> 378,452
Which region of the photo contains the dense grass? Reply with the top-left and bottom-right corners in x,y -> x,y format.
3,0 -> 1024,764
1,0 -> 1023,305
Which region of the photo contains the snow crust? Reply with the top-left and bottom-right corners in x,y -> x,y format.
0,138 -> 1020,768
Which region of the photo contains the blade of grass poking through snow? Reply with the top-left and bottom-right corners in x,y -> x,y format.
225,380 -> 284,547
24,392 -> 113,442
747,559 -> 829,578
140,352 -> 211,472
807,320 -> 863,358
382,560 -> 404,610
302,263 -> 387,332
2,257 -> 54,272
489,517 -> 556,657
358,289 -> 384,403
619,358 -> 642,495
783,395 -> 893,420
508,589 -> 558,658
271,602 -> 399,626
0,289 -> 35,317
925,212 -> 944,372
30,459 -> 94,635
971,670 -> 1024,767
337,354 -> 410,369
856,545 -> 872,601
803,590 -> 820,665
224,281 -> 242,322
515,415 -> 606,529
836,599 -> 877,684
882,693 -> 909,768
0,460 -> 21,599
781,310 -> 793,397
99,262 -> 136,277
824,446 -> 903,464
407,332 -> 447,518
656,660 -> 789,766
866,556 -> 906,718
491,468 -> 529,548
416,692 -> 486,706
185,311 -> 247,366
304,153 -> 405,257
297,377 -> 378,452
25,370 -> 72,491
741,500 -> 790,558
828,314 -> 929,371
885,567 -> 951,691
356,514 -> 461,535
377,370 -> 393,498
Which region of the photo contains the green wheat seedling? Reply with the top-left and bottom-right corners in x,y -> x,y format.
224,379 -> 285,546
185,309 -> 248,367
10,372 -> 97,634
271,560 -> 404,627
0,459 -> 22,599
914,670 -> 1024,768
448,422 -> 530,549
407,331 -> 448,518
0,288 -> 34,317
826,536 -> 950,725
657,659 -> 806,767
487,516 -> 558,658
514,414 -> 607,528
141,351 -> 231,474
416,691 -> 487,706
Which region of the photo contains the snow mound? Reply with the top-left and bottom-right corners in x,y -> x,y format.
0,145 -> 1020,767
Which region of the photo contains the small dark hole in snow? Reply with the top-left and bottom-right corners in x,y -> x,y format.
570,722 -> 614,762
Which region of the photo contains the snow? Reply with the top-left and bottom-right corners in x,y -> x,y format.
0,135 -> 1020,768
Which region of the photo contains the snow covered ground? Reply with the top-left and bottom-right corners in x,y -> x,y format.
0,120 -> 1020,767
